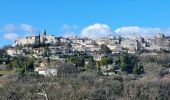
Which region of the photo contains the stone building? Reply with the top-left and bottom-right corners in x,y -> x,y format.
13,29 -> 58,46
154,33 -> 170,47
121,39 -> 139,53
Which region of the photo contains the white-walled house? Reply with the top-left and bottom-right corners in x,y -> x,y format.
35,61 -> 57,76
13,30 -> 59,46
13,36 -> 39,46
96,38 -> 109,45
71,38 -> 85,44
45,35 -> 58,44
35,67 -> 57,76
60,37 -> 70,43
7,48 -> 23,56
93,54 -> 105,61
121,39 -> 139,53
89,46 -> 101,52
84,39 -> 95,45
72,45 -> 86,52
107,45 -> 117,50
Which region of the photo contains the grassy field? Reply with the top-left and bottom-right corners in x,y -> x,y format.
0,70 -> 15,75
0,70 -> 15,86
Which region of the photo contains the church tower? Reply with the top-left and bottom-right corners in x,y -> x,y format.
40,29 -> 47,44
42,29 -> 47,37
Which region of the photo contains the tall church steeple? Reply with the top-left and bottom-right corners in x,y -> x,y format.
42,29 -> 46,36
40,29 -> 47,45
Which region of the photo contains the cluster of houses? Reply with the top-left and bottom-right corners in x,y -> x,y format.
7,31 -> 170,56
5,30 -> 170,76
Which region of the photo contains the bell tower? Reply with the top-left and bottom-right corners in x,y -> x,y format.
42,29 -> 46,37
40,29 -> 47,44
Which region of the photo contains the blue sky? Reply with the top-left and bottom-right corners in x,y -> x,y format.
0,0 -> 170,47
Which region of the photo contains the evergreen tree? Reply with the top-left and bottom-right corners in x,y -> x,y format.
38,33 -> 41,46
85,57 -> 96,70
101,44 -> 112,54
118,53 -> 142,74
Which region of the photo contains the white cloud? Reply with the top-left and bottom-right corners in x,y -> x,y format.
1,23 -> 38,41
1,24 -> 16,33
81,23 -> 114,39
20,24 -> 37,33
3,33 -> 19,41
114,26 -> 170,37
1,23 -> 37,34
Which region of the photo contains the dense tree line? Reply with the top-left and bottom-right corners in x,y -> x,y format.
0,71 -> 169,100
6,56 -> 34,75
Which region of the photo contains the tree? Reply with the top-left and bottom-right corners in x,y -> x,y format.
101,44 -> 112,54
24,57 -> 34,72
7,56 -> 34,75
65,43 -> 72,49
99,56 -> 113,65
68,56 -> 85,68
118,53 -> 142,74
157,53 -> 170,68
0,47 -> 9,64
56,61 -> 78,76
85,57 -> 96,70
38,33 -> 41,46
0,48 -> 7,58
133,65 -> 144,75
43,46 -> 50,58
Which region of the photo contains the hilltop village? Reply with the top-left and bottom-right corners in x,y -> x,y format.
1,30 -> 170,100
2,29 -> 170,76
8,30 -> 170,56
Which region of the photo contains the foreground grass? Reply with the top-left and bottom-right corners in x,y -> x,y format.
0,70 -> 15,86
0,70 -> 15,75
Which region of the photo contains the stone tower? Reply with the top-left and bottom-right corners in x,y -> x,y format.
42,29 -> 46,37
40,29 -> 47,44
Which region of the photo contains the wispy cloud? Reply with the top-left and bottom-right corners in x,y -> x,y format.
1,24 -> 16,33
81,23 -> 114,39
3,33 -> 19,41
1,23 -> 38,41
114,26 -> 170,37
20,24 -> 38,33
